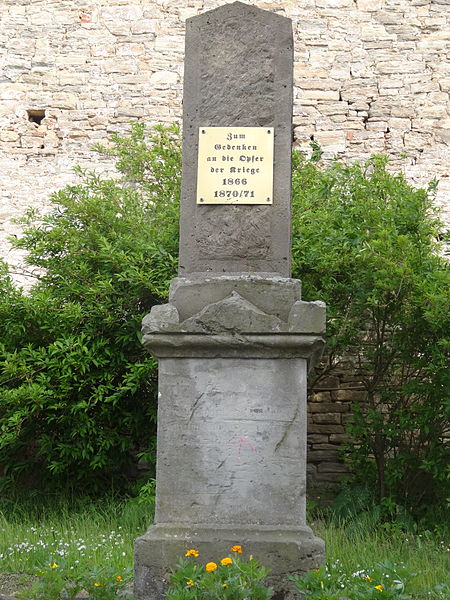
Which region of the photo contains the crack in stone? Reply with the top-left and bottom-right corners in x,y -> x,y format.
274,401 -> 300,453
188,392 -> 205,423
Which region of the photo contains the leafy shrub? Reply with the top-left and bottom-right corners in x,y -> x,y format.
292,152 -> 449,519
0,124 -> 181,495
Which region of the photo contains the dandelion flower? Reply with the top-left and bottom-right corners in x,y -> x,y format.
231,545 -> 242,553
221,557 -> 233,566
222,584 -> 228,588
50,562 -> 58,569
186,579 -> 195,586
185,549 -> 199,557
205,562 -> 218,572
375,585 -> 383,592
94,583 -> 102,587
116,576 -> 123,582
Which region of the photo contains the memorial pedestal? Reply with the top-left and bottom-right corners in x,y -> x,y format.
135,274 -> 325,600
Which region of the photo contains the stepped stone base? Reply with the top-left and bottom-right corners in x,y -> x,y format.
135,273 -> 326,600
135,524 -> 325,600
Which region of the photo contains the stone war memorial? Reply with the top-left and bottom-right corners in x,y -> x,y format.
135,3 -> 326,598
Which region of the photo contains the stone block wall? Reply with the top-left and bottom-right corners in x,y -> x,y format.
1,0 -> 449,286
307,369 -> 366,490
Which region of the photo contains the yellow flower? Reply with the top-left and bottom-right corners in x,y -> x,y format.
221,557 -> 233,566
50,562 -> 58,569
375,584 -> 383,592
231,545 -> 242,553
185,549 -> 199,557
205,562 -> 218,572
186,579 -> 195,586
222,584 -> 228,588
116,576 -> 123,582
94,583 -> 102,587
364,576 -> 372,582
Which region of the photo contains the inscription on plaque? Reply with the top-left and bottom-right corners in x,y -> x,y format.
196,127 -> 274,205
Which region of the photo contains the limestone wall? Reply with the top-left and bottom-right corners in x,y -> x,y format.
1,0 -> 449,285
307,368 -> 362,490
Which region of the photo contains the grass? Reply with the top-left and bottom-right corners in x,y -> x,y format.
0,495 -> 151,576
0,495 -> 448,599
314,520 -> 449,598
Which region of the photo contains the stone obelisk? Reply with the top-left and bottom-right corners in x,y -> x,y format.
135,3 -> 325,598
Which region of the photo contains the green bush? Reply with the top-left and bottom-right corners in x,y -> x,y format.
292,152 -> 449,520
0,124 -> 180,495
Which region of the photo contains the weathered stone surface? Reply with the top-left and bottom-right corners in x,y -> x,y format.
154,357 -> 308,526
178,2 -> 293,276
141,275 -> 326,367
143,331 -> 326,366
140,194 -> 326,600
169,273 -> 301,321
289,300 -> 326,334
179,291 -> 284,334
308,434 -> 329,443
329,433 -> 352,443
308,449 -> 341,462
313,412 -> 342,424
308,402 -> 350,413
309,424 -> 345,434
141,304 -> 179,334
136,352 -> 325,597
357,0 -> 382,10
317,462 -> 348,472
332,389 -> 367,401
135,524 -> 324,600
314,471 -> 345,483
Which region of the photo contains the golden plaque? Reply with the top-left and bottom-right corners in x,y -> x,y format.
196,127 -> 274,204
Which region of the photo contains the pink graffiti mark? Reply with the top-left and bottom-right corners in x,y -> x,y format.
231,437 -> 255,457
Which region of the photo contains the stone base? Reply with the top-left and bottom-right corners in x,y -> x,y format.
134,523 -> 325,600
136,273 -> 327,599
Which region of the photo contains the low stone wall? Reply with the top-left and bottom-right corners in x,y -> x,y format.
307,368 -> 366,490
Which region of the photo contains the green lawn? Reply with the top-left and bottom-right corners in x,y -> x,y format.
0,497 -> 448,599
